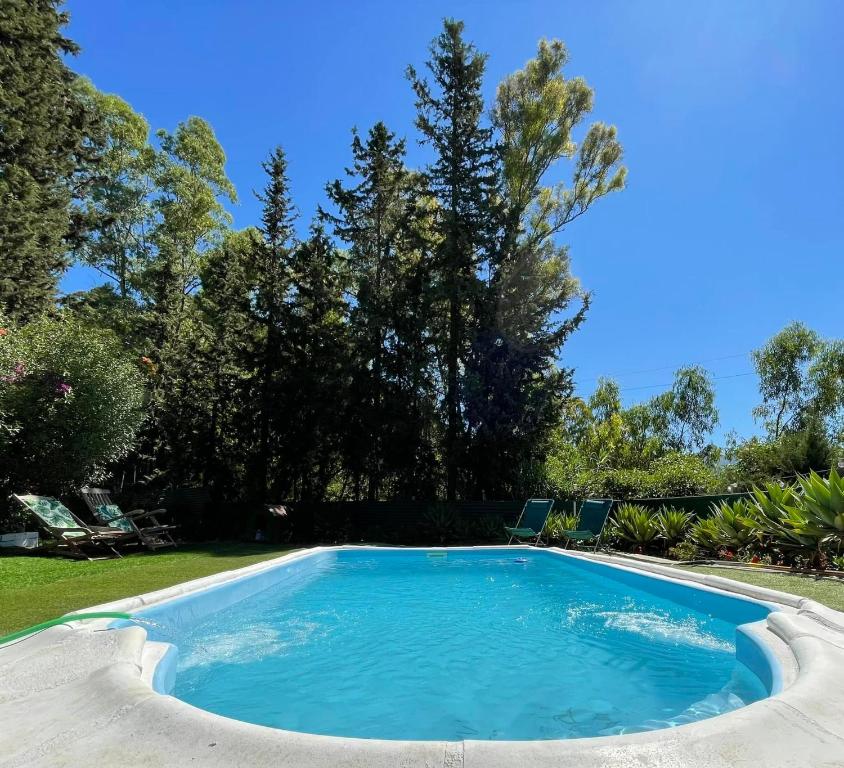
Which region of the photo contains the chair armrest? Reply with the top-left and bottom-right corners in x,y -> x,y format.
128,507 -> 169,518
56,527 -> 93,539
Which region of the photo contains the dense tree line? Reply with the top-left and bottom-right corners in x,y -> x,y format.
1,4 -> 626,507
2,4 -> 839,520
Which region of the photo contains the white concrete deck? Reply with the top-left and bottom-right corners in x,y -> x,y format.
2,547 -> 843,767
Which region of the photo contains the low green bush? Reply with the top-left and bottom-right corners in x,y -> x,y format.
667,539 -> 699,561
0,315 -> 146,529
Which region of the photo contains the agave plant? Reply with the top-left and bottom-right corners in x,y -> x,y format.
469,515 -> 506,542
688,516 -> 722,553
610,503 -> 659,550
654,506 -> 693,545
794,470 -> 844,548
751,471 -> 844,567
544,512 -> 578,542
706,498 -> 761,550
419,505 -> 460,544
749,482 -> 809,549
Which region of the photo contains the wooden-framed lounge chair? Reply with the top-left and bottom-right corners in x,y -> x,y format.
80,487 -> 177,550
560,499 -> 614,551
11,494 -> 129,559
505,499 -> 555,546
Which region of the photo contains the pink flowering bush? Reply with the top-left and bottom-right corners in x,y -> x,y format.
0,314 -> 145,503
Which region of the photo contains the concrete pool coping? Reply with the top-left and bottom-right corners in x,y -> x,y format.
1,545 -> 843,767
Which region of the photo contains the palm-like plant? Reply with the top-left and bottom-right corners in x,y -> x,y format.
544,512 -> 578,543
654,506 -> 693,545
692,498 -> 760,553
611,503 -> 659,550
689,516 -> 721,552
795,470 -> 844,548
751,472 -> 844,567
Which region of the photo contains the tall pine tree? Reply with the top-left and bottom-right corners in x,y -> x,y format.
251,146 -> 297,501
408,20 -> 500,499
0,0 -> 94,320
324,122 -> 419,499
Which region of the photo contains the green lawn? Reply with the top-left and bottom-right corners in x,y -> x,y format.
0,543 -> 298,636
678,565 -> 844,612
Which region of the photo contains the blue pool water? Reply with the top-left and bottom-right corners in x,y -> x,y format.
139,549 -> 774,740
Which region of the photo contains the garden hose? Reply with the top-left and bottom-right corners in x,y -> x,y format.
0,611 -> 133,646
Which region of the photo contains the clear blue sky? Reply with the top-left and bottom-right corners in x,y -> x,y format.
61,0 -> 844,444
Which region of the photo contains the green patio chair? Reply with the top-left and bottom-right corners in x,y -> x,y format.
561,499 -> 614,551
11,494 -> 129,559
505,499 -> 555,546
80,487 -> 177,550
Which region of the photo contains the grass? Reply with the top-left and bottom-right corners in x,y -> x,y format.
0,542 -> 298,636
678,565 -> 844,612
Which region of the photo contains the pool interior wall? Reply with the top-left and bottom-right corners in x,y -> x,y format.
129,547 -> 780,741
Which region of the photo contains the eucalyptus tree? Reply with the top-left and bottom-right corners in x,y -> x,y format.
71,81 -> 155,306
650,365 -> 718,453
752,322 -> 844,442
466,38 -> 626,496
145,117 -> 237,345
134,117 -> 236,481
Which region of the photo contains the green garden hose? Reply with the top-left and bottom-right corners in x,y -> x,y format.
0,611 -> 133,646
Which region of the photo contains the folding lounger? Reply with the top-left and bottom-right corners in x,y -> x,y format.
505,498 -> 555,546
12,494 -> 130,559
80,487 -> 177,550
560,499 -> 614,551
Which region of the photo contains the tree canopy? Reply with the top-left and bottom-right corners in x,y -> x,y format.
2,5 -> 840,528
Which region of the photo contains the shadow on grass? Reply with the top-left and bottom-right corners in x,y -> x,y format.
159,541 -> 300,558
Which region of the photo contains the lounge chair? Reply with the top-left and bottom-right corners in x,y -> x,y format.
80,487 -> 177,550
505,499 -> 555,546
561,499 -> 614,551
11,494 -> 129,559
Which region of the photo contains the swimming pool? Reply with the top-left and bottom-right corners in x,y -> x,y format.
135,548 -> 777,741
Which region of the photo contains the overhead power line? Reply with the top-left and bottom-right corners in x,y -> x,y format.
617,371 -> 757,394
577,352 -> 751,385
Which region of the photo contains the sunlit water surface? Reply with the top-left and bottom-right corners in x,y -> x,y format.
147,549 -> 770,740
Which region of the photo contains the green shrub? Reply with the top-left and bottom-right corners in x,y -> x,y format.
545,512 -> 578,543
0,315 -> 146,506
462,514 -> 506,542
654,506 -> 693,545
610,503 -> 659,550
419,504 -> 460,544
647,454 -> 720,497
668,539 -> 699,561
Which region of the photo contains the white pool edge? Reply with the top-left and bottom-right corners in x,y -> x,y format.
2,545 -> 844,768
